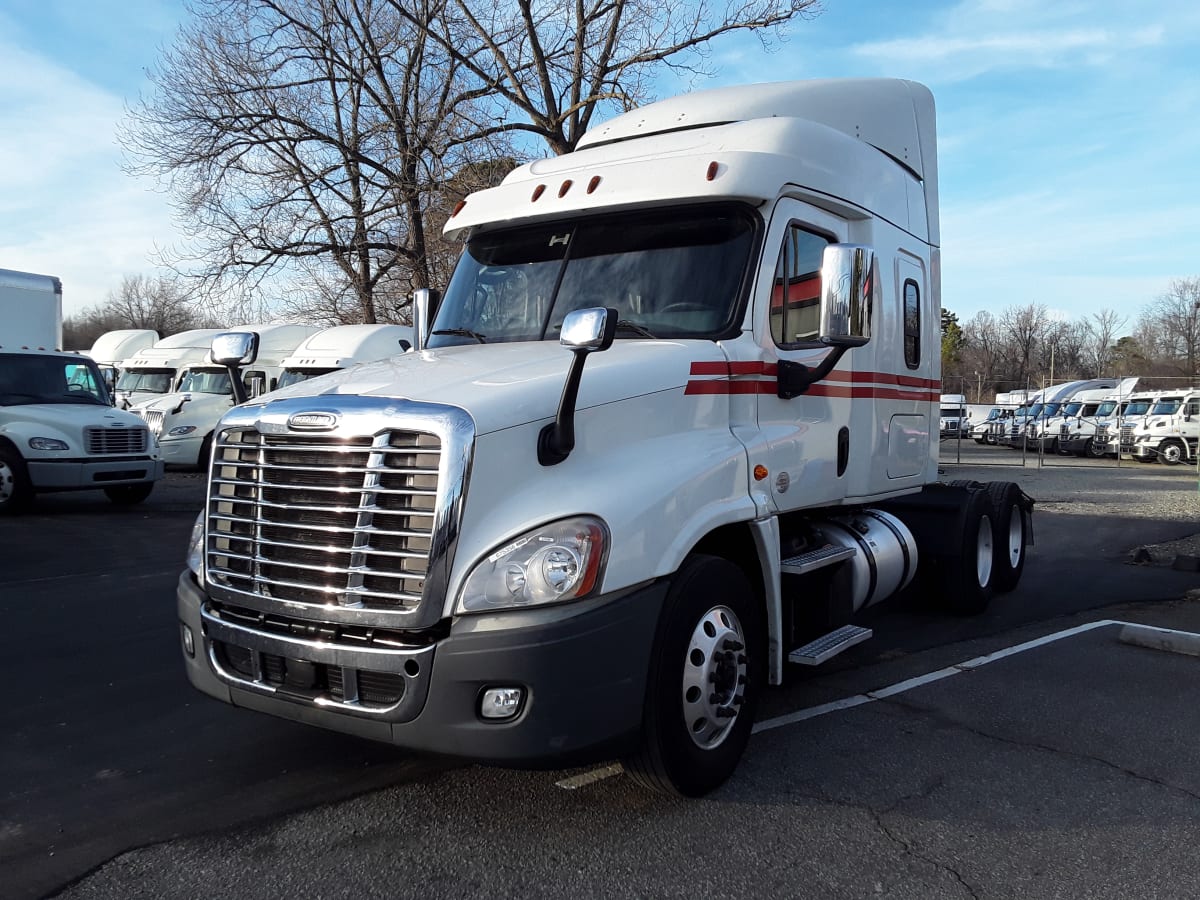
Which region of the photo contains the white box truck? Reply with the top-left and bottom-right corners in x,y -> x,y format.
1,268 -> 162,512
177,79 -> 1033,796
131,323 -> 321,468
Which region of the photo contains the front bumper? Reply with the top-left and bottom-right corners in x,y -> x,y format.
1130,443 -> 1159,460
178,571 -> 665,764
27,456 -> 164,491
159,433 -> 204,467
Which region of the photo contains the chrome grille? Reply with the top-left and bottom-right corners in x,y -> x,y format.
136,409 -> 166,437
85,426 -> 148,454
206,428 -> 442,618
1120,424 -> 1135,448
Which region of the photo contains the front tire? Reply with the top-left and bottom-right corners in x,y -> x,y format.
0,446 -> 33,514
1159,439 -> 1186,466
623,555 -> 764,797
104,483 -> 154,506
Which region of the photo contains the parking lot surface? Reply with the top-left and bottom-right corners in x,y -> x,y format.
2,465 -> 1199,898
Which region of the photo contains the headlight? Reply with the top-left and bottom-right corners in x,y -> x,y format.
187,512 -> 205,585
29,437 -> 69,451
168,426 -> 198,436
456,516 -> 608,614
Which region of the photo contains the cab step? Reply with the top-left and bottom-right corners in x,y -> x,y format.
780,544 -> 855,575
787,624 -> 873,666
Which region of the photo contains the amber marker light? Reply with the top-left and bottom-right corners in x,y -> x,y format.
706,161 -> 720,181
450,199 -> 467,217
753,465 -> 769,481
558,179 -> 573,198
531,184 -> 546,201
587,176 -> 602,194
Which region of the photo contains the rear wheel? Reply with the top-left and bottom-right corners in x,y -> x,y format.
0,446 -> 33,514
1159,439 -> 1186,466
936,488 -> 995,615
623,554 -> 764,797
104,483 -> 154,506
985,482 -> 1027,593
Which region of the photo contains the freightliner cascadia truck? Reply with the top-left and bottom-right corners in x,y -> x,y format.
177,79 -> 1033,796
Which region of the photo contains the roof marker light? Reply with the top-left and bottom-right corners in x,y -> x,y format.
532,184 -> 546,202
451,199 -> 467,217
587,176 -> 602,194
558,180 -> 573,198
706,161 -> 720,181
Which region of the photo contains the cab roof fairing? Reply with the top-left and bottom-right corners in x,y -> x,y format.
444,116 -> 927,244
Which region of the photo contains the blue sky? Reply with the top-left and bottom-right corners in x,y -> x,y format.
2,0 -> 1198,327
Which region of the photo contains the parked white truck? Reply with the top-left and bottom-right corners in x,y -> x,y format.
1129,389 -> 1200,465
114,329 -> 227,408
1,268 -> 162,513
84,329 -> 160,390
132,323 -> 321,468
938,393 -> 968,440
177,79 -> 1034,796
1057,378 -> 1139,457
275,324 -> 414,390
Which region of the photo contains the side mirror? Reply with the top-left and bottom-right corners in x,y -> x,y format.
412,288 -> 441,351
819,243 -> 874,347
210,331 -> 260,367
539,307 -> 618,466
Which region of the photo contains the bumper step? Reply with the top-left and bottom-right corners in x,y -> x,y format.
788,624 -> 873,666
780,544 -> 855,575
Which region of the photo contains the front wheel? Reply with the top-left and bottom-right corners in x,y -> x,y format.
0,446 -> 34,514
1159,439 -> 1186,466
623,555 -> 764,797
104,483 -> 154,506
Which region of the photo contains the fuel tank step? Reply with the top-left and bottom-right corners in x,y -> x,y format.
787,624 -> 873,666
780,544 -> 856,575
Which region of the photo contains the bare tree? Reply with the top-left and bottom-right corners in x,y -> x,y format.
1141,277 -> 1200,379
999,303 -> 1050,388
398,0 -> 823,155
63,274 -> 218,349
123,0 -> 511,324
1081,308 -> 1127,375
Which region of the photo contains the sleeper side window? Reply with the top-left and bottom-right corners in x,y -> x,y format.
770,225 -> 829,348
903,279 -> 920,369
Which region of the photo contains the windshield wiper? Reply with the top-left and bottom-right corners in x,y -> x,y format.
431,328 -> 488,344
615,320 -> 657,339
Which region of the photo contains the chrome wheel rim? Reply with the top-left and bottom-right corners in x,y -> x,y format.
976,514 -> 994,587
682,605 -> 747,750
1005,503 -> 1023,567
0,460 -> 14,504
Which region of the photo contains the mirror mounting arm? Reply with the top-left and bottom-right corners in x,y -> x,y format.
538,307 -> 619,467
776,338 -> 865,399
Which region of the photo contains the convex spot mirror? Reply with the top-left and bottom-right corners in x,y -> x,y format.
819,244 -> 874,347
210,331 -> 260,367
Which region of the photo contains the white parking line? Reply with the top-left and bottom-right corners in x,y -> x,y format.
557,618 -> 1200,789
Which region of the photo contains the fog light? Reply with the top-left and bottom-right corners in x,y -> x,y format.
480,687 -> 524,720
182,624 -> 195,658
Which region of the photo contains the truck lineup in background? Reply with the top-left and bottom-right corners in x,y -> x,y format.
176,78 -> 1038,797
0,268 -> 163,513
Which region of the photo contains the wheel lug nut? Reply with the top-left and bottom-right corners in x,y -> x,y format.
716,707 -> 736,719
726,640 -> 744,652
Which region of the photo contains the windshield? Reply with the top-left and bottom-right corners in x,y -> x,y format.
178,368 -> 233,395
430,204 -> 757,347
940,406 -> 964,417
277,368 -> 337,389
1150,399 -> 1181,415
1041,403 -> 1061,416
0,354 -> 110,406
116,369 -> 174,394
1096,401 -> 1118,417
1024,404 -> 1044,418
1124,401 -> 1151,416
1062,403 -> 1082,416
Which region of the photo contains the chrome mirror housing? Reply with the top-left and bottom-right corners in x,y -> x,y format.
210,331 -> 260,367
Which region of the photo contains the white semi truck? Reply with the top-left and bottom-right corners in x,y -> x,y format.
177,79 -> 1034,796
275,324 -> 414,390
938,393 -> 968,440
132,323 -> 321,468
0,268 -> 162,513
84,329 -> 160,390
114,329 -> 227,408
1129,389 -> 1200,465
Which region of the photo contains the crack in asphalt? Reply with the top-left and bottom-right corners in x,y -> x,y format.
881,695 -> 1200,806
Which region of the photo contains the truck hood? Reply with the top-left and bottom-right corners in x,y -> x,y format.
135,392 -> 233,416
1,403 -> 148,435
260,340 -> 727,435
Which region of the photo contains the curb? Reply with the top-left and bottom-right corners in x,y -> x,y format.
1118,623 -> 1200,659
